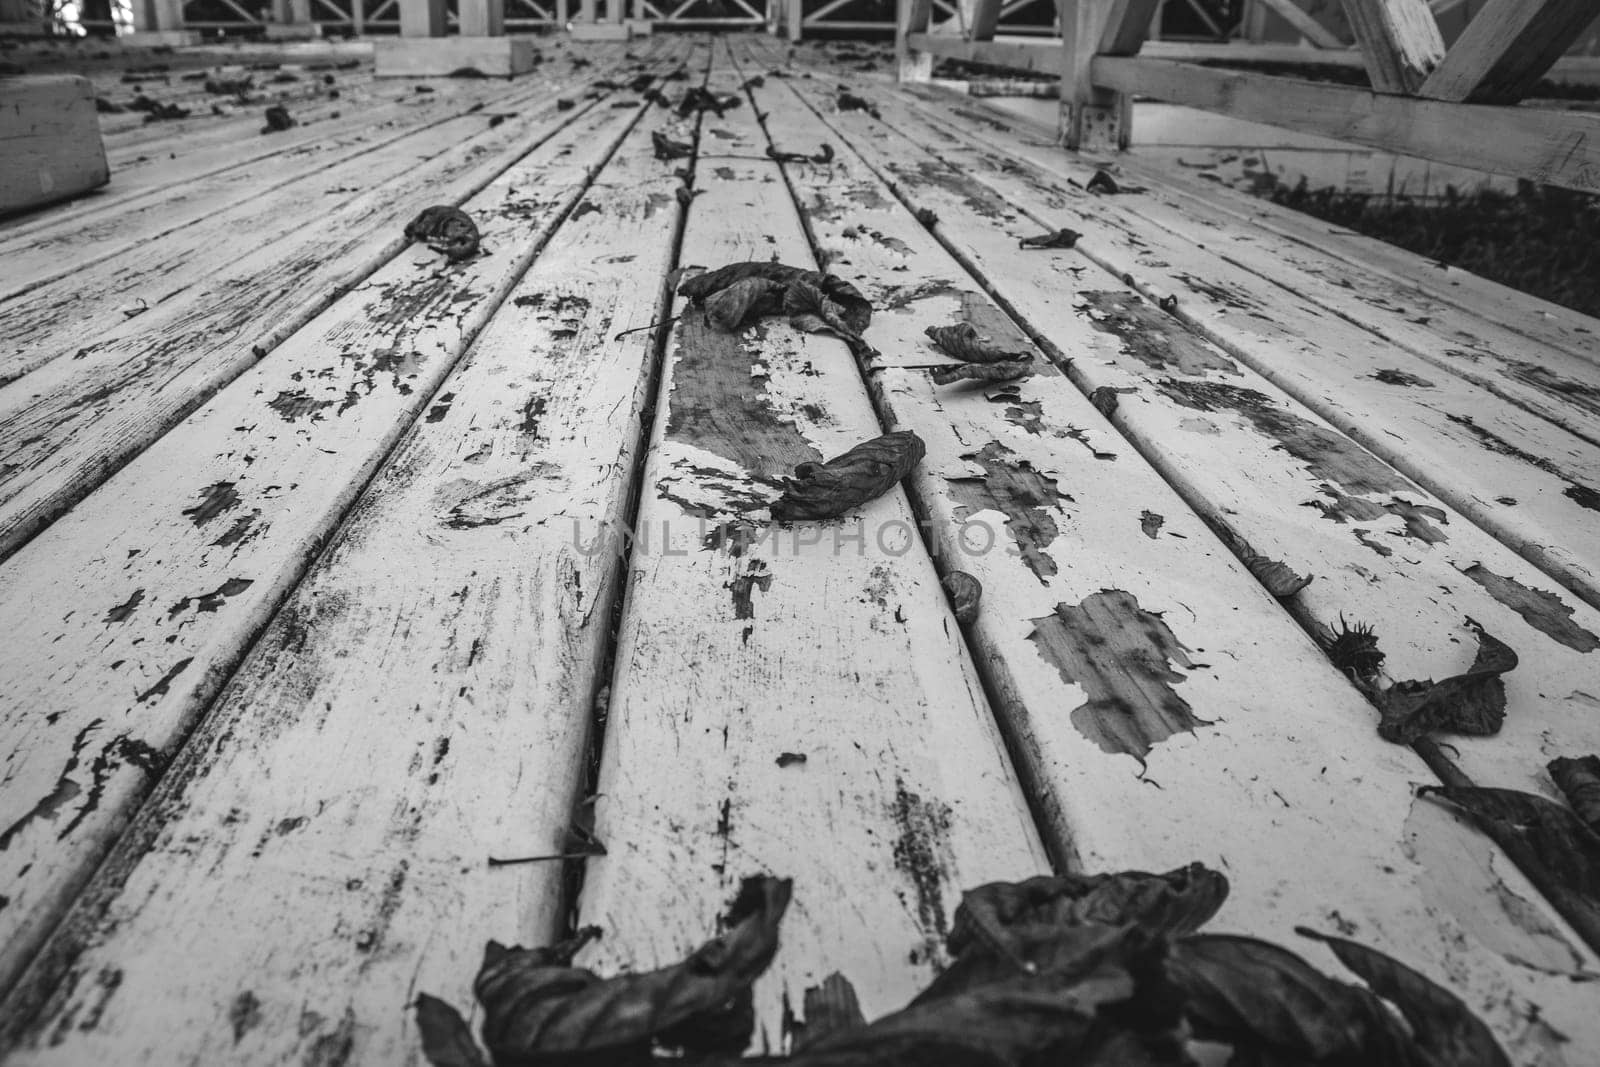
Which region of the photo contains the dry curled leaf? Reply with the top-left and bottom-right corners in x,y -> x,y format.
1089,386 -> 1119,417
924,323 -> 1029,364
679,261 -> 809,302
1296,927 -> 1511,1067
771,431 -> 925,522
950,864 -> 1228,967
1419,785 -> 1600,939
1018,229 -> 1080,250
836,90 -> 880,118
705,277 -> 784,331
472,877 -> 791,1064
766,142 -> 835,165
261,104 -> 294,133
1375,623 -> 1516,744
792,973 -> 866,1052
784,277 -> 871,351
1167,934 -> 1411,1062
405,205 -> 481,262
651,130 -> 693,160
1549,754 -> 1600,834
941,571 -> 982,625
414,994 -> 490,1067
930,358 -> 1032,386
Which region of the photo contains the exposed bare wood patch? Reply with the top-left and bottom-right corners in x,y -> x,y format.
1029,590 -> 1211,764
1461,566 -> 1600,654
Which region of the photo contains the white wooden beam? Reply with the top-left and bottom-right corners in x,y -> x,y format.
898,0 -> 934,78
1092,56 -> 1600,193
398,0 -> 445,34
1255,0 -> 1345,47
1057,0 -> 1157,151
457,0 -> 505,34
1338,0 -> 1446,92
1420,0 -> 1600,103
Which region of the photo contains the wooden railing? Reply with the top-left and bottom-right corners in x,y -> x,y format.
897,0 -> 1600,194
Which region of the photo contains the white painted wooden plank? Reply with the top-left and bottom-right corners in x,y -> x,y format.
0,75 -> 108,215
0,87 -> 660,1003
890,84 -> 1600,616
576,55 -> 1051,1040
0,50 -> 689,564
0,91 -> 694,1066
0,73 -> 552,302
757,60 -> 1600,1059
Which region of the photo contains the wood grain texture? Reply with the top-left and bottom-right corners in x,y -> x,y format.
0,75 -> 108,215
1338,0 -> 1446,91
893,84 -> 1600,618
1091,56 -> 1600,194
0,50 -> 688,564
0,88 -> 656,1005
1420,0 -> 1600,102
575,54 -> 1050,1040
756,55 -> 1600,1059
0,89 -> 693,1067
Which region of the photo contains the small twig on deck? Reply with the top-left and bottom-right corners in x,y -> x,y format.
614,315 -> 680,341
487,852 -> 593,867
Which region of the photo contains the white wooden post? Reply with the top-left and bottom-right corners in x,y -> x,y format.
458,0 -> 504,35
579,0 -> 595,22
399,0 -> 446,34
787,0 -> 802,39
1339,0 -> 1447,92
555,0 -> 567,23
132,0 -> 183,31
1057,0 -> 1160,149
897,0 -> 933,79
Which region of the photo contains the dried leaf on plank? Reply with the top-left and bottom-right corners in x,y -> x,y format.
1296,927 -> 1511,1067
1549,754 -> 1600,834
705,277 -> 785,332
941,571 -> 982,625
767,143 -> 835,165
785,276 -> 872,353
1018,228 -> 1080,250
924,322 -> 1030,364
931,358 -> 1033,386
1418,784 -> 1600,944
771,431 -> 925,522
678,261 -> 810,302
1375,623 -> 1516,744
651,130 -> 693,161
433,877 -> 792,1065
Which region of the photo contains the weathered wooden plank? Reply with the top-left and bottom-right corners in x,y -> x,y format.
0,71 -> 567,309
0,52 -> 688,564
0,86 -> 661,1004
575,57 -> 1050,1035
1091,56 -> 1600,195
1420,0 -> 1600,103
1338,0 -> 1445,92
756,58 -> 1600,1057
891,84 -> 1600,614
0,86 -> 694,1066
0,75 -> 108,215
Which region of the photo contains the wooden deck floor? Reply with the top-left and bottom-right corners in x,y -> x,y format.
2,31 -> 1599,1066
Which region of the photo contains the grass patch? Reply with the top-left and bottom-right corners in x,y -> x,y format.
1265,179 -> 1600,319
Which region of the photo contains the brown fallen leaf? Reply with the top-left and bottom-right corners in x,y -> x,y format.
1419,784 -> 1600,950
785,277 -> 872,352
651,129 -> 693,160
924,323 -> 1029,364
404,205 -> 481,263
767,143 -> 835,165
261,104 -> 294,133
1375,623 -> 1516,744
705,277 -> 784,332
470,877 -> 790,1063
1089,385 -> 1119,417
792,973 -> 865,1052
771,431 -> 925,522
941,571 -> 982,625
837,90 -> 880,118
1549,754 -> 1600,834
1018,229 -> 1080,250
930,358 -> 1032,386
679,261 -> 810,302
1296,927 -> 1511,1067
